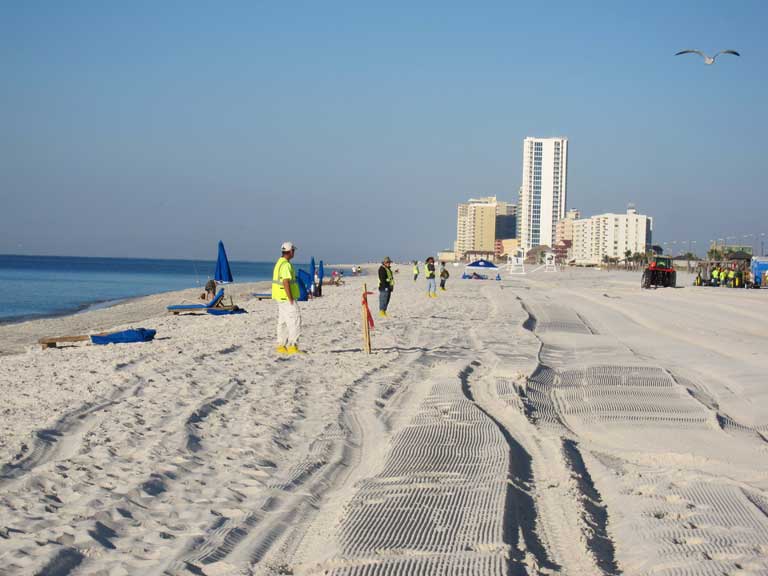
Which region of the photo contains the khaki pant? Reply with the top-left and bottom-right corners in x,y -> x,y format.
276,300 -> 301,347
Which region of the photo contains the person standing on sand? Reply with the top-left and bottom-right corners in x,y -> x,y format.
439,262 -> 450,291
313,268 -> 321,297
272,242 -> 303,355
425,257 -> 437,298
412,261 -> 419,281
378,256 -> 395,317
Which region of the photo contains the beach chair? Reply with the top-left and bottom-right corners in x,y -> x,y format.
166,289 -> 238,315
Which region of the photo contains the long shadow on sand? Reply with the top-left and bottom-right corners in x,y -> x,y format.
330,346 -> 432,354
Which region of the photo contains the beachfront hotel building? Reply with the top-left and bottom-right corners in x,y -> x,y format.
519,137 -> 569,254
572,207 -> 653,265
454,196 -> 516,261
555,209 -> 581,244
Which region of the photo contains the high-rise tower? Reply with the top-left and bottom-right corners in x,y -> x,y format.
519,137 -> 568,253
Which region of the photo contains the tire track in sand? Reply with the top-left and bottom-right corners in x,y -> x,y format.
505,292 -> 768,575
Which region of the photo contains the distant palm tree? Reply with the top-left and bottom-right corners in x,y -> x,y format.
624,250 -> 633,269
708,248 -> 724,260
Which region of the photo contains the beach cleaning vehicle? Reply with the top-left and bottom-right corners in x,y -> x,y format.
642,256 -> 676,289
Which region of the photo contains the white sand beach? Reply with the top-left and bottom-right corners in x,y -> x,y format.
1,267 -> 768,575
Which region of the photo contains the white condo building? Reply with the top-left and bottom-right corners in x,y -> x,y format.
519,137 -> 568,253
572,207 -> 653,265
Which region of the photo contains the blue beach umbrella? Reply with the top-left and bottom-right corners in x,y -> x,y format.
310,256 -> 316,280
214,240 -> 234,283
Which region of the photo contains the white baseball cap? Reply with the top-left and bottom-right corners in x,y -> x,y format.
281,241 -> 296,252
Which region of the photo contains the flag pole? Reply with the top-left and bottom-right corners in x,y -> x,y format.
362,283 -> 372,354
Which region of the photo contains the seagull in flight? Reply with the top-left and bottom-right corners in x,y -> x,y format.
675,49 -> 740,65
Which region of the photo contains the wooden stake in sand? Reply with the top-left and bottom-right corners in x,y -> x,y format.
361,283 -> 374,354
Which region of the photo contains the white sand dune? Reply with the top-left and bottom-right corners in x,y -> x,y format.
1,267 -> 767,575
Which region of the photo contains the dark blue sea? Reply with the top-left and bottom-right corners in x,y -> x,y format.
0,255 -> 296,324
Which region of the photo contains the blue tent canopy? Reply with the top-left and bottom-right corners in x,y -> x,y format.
214,241 -> 234,283
463,259 -> 499,280
465,259 -> 498,269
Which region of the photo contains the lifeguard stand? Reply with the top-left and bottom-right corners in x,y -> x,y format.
544,252 -> 557,272
506,251 -> 526,275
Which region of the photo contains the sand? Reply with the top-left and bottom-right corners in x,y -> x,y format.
1,266 -> 767,575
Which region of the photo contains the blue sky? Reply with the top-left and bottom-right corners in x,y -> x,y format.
1,0 -> 766,261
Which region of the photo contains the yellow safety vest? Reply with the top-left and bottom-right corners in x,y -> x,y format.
412,265 -> 418,275
272,257 -> 300,301
424,264 -> 435,279
379,266 -> 394,289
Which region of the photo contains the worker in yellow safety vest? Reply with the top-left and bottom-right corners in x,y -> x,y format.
272,241 -> 303,354
719,268 -> 727,286
425,257 -> 437,298
711,266 -> 719,286
728,268 -> 735,287
412,261 -> 419,282
378,256 -> 395,317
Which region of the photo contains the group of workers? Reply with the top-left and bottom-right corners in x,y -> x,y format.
271,243 -> 453,355
376,257 -> 450,317
697,263 -> 750,288
411,260 -> 450,292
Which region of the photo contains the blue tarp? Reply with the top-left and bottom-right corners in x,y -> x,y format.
215,240 -> 234,283
91,328 -> 156,345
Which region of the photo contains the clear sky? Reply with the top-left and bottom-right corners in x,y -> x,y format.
2,0 -> 766,262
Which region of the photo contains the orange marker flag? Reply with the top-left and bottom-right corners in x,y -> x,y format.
361,283 -> 374,353
362,288 -> 375,329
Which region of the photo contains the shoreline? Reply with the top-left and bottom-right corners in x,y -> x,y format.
0,253 -> 284,330
0,296 -> 133,327
0,279 -> 272,356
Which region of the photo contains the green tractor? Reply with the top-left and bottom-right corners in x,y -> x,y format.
642,256 -> 676,289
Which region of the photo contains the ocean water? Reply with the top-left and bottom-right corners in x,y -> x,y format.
0,255 -> 293,323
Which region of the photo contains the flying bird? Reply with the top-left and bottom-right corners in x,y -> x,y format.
675,49 -> 740,65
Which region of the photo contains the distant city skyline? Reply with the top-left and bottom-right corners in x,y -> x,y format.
1,2 -> 766,262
